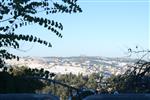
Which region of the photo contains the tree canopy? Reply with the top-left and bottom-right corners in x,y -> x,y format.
0,0 -> 82,68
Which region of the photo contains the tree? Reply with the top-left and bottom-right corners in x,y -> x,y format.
105,48 -> 150,93
0,65 -> 59,93
0,0 -> 82,68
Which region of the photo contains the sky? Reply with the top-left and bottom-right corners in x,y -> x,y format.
8,0 -> 149,57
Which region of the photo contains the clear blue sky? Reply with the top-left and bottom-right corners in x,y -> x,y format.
9,0 -> 149,57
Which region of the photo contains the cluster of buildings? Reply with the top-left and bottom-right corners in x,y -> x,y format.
6,56 -> 135,77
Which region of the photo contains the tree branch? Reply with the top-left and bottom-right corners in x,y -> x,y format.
0,17 -> 14,23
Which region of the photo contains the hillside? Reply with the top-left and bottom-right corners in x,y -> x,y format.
6,56 -> 136,77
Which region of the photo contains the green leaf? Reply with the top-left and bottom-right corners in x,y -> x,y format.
15,24 -> 18,28
0,16 -> 3,19
9,20 -> 14,24
0,27 -> 4,30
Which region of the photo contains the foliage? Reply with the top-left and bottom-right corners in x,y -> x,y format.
41,73 -> 100,100
103,48 -> 150,93
105,61 -> 150,93
2,62 -> 150,99
0,65 -> 100,99
0,0 -> 82,68
0,66 -> 56,93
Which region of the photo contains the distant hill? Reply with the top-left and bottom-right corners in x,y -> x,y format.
6,56 -> 137,77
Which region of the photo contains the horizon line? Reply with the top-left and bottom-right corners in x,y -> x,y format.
19,55 -> 132,58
